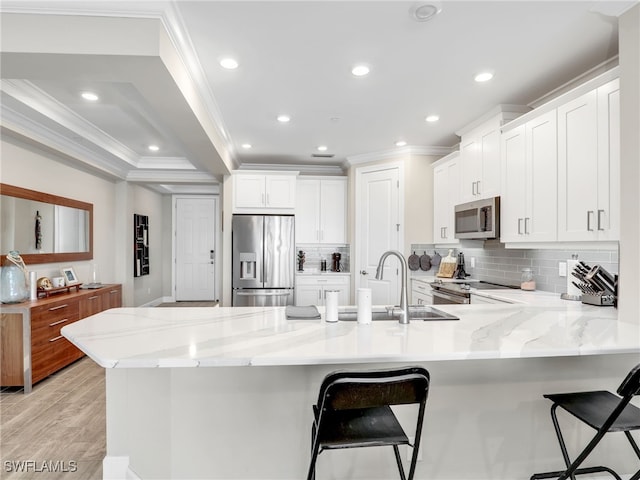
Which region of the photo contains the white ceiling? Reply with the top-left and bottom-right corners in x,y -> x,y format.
0,1 -> 636,193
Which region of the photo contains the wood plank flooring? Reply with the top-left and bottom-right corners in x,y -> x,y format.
0,357 -> 105,480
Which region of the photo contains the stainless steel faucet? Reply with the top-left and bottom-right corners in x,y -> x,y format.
375,250 -> 410,324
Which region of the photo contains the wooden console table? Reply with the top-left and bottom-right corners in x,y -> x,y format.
0,284 -> 122,393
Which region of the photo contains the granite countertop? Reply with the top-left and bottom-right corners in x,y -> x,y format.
62,303 -> 635,369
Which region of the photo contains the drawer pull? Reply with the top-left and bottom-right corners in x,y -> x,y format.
49,335 -> 64,343
49,304 -> 69,311
88,295 -> 99,300
110,290 -> 119,294
49,318 -> 71,327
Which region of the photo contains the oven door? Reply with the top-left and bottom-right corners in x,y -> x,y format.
432,289 -> 470,305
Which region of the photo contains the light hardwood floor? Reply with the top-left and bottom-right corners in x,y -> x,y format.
0,357 -> 105,480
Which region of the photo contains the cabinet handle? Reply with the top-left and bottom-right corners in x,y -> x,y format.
110,290 -> 119,294
524,217 -> 530,235
517,218 -> 523,235
261,193 -> 265,205
443,227 -> 447,238
472,182 -> 476,196
49,318 -> 70,327
88,295 -> 99,300
49,304 -> 69,311
49,335 -> 64,343
587,211 -> 594,231
597,210 -> 605,231
266,194 -> 270,205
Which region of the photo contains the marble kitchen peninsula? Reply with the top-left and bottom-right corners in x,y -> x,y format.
62,305 -> 639,480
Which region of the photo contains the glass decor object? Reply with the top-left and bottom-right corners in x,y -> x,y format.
1,251 -> 29,303
521,268 -> 536,291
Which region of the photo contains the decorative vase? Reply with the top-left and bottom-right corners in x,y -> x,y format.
1,251 -> 29,303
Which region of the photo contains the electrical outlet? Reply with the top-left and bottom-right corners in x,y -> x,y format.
559,262 -> 567,277
406,436 -> 423,462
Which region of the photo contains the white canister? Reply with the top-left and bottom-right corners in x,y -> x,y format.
29,271 -> 37,300
357,288 -> 372,325
325,290 -> 339,323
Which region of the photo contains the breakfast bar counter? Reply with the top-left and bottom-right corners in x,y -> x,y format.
62,305 -> 639,480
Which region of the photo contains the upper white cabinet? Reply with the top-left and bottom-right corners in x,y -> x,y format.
296,176 -> 347,244
557,78 -> 619,241
501,110 -> 558,243
459,118 -> 501,202
432,152 -> 460,244
233,172 -> 297,213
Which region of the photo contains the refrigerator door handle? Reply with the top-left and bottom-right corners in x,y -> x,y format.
235,291 -> 291,296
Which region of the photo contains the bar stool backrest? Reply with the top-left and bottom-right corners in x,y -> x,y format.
317,366 -> 430,412
618,363 -> 640,398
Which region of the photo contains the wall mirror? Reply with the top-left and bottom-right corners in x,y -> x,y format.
0,183 -> 93,265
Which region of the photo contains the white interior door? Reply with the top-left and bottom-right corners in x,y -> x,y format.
175,197 -> 216,301
356,166 -> 402,306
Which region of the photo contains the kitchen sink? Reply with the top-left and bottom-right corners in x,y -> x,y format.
337,305 -> 459,322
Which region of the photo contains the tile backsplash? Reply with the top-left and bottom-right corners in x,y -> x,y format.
410,242 -> 618,294
296,245 -> 350,273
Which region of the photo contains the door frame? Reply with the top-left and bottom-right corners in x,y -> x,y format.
171,195 -> 221,302
354,161 -> 405,292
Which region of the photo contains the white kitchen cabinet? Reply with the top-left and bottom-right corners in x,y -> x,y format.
459,118 -> 501,202
295,275 -> 350,306
501,110 -> 557,243
432,153 -> 460,245
411,280 -> 433,305
557,79 -> 619,241
233,172 -> 297,212
296,177 -> 347,244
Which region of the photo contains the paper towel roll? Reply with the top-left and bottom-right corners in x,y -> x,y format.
357,288 -> 372,324
29,271 -> 37,300
566,259 -> 582,297
325,290 -> 339,323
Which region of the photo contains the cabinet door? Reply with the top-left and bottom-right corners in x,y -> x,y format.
265,175 -> 296,208
102,286 -> 123,310
234,175 -> 266,209
596,79 -> 620,240
557,90 -> 599,241
79,292 -> 103,317
433,159 -> 460,244
479,126 -> 501,199
459,137 -> 481,202
295,285 -> 322,306
526,110 -> 557,242
296,179 -> 321,243
500,125 -> 526,242
319,179 -> 347,244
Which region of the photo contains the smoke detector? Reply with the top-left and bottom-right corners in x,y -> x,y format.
410,3 -> 442,22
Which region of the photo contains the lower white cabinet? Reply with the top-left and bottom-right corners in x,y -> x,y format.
295,275 -> 350,306
411,280 -> 433,305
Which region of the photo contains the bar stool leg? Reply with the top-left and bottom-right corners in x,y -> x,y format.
549,404 -> 577,480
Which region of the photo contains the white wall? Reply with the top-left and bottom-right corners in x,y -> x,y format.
0,135 -> 170,306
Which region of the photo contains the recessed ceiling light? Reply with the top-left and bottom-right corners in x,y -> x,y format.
317,145 -> 328,152
425,115 -> 440,123
410,3 -> 442,22
220,58 -> 239,69
351,65 -> 370,77
474,71 -> 494,82
277,115 -> 291,123
81,91 -> 99,101
241,143 -> 252,149
395,140 -> 407,147
148,145 -> 160,152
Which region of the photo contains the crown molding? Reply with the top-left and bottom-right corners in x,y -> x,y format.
236,163 -> 345,176
137,156 -> 196,170
346,145 -> 453,167
126,169 -> 219,184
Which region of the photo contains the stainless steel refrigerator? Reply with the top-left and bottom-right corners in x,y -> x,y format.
232,214 -> 295,306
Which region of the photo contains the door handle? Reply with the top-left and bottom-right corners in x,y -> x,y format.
360,270 -> 368,275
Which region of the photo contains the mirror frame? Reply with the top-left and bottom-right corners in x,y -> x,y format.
0,183 -> 93,265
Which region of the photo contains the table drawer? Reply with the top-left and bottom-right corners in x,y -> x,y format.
31,299 -> 79,326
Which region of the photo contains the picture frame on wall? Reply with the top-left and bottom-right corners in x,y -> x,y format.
61,266 -> 79,285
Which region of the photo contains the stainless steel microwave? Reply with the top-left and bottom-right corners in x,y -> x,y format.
454,196 -> 500,240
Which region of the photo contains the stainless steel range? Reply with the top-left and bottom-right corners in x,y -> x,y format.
429,280 -> 518,304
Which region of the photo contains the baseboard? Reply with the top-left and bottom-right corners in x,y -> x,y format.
138,296 -> 171,307
102,456 -> 141,480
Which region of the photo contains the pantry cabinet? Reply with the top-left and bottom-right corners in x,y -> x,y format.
432,153 -> 460,244
0,284 -> 122,392
557,79 -> 619,241
295,275 -> 350,306
501,110 -> 557,243
296,177 -> 347,244
233,172 -> 297,212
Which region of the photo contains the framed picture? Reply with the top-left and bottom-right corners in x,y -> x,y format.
61,266 -> 79,285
